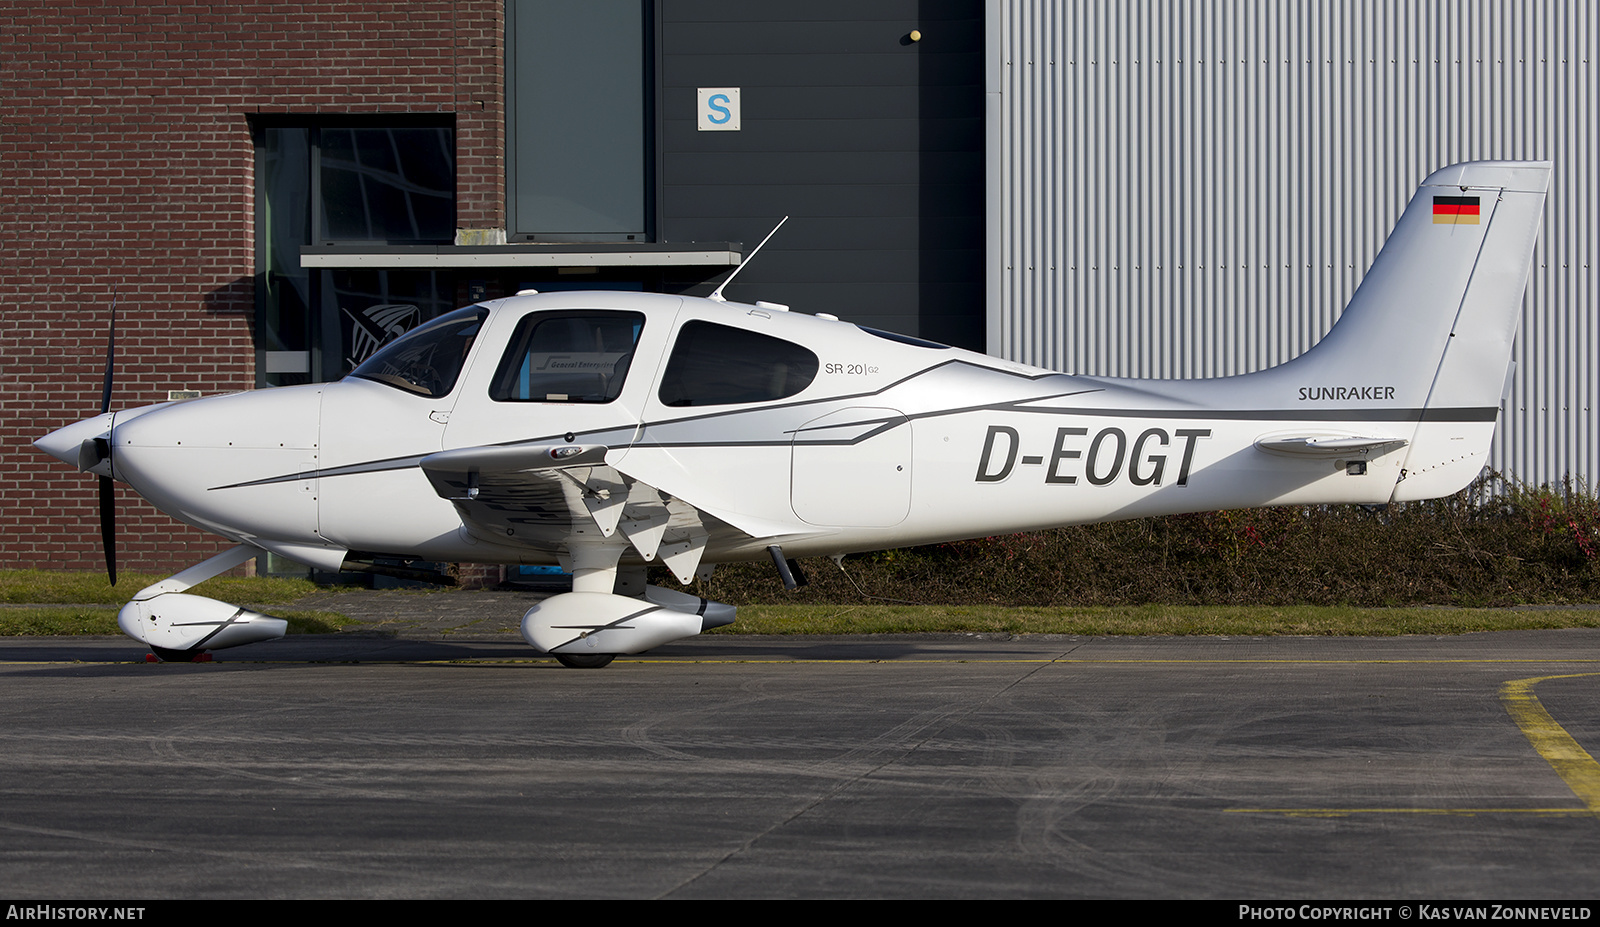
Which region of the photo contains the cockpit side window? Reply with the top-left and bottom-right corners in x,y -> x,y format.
348,306 -> 487,398
489,311 -> 645,403
657,320 -> 819,407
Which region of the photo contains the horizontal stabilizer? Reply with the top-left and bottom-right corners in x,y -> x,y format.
1255,434 -> 1409,457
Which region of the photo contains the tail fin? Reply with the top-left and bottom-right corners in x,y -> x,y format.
1286,160 -> 1549,499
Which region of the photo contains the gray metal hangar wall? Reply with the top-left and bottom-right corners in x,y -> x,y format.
985,0 -> 1598,487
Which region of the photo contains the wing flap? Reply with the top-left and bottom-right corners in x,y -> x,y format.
420,444 -> 726,568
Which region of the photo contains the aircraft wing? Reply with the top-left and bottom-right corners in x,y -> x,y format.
418,444 -> 722,582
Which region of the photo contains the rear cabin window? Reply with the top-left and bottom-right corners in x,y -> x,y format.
490,311 -> 644,403
657,320 -> 819,407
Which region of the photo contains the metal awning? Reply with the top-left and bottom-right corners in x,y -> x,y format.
300,243 -> 743,269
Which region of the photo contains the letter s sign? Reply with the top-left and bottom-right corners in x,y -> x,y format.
698,87 -> 741,131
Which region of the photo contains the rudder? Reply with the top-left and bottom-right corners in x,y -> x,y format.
1394,162 -> 1548,499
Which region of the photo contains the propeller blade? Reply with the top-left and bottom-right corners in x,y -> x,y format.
98,474 -> 117,587
98,296 -> 117,586
100,297 -> 116,414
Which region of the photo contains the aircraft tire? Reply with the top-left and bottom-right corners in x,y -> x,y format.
554,653 -> 616,669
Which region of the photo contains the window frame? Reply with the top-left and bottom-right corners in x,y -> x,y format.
505,0 -> 659,242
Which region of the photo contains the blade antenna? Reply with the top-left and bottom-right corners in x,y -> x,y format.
98,294 -> 117,586
709,216 -> 789,303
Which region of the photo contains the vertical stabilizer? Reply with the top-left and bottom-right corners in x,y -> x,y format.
1275,161 -> 1548,499
1290,162 -> 1548,406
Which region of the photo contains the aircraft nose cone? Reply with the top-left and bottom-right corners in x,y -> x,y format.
34,413 -> 115,470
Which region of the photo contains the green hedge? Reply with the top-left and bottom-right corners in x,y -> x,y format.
674,475 -> 1600,608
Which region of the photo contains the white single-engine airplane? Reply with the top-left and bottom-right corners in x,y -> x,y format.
37,161 -> 1549,666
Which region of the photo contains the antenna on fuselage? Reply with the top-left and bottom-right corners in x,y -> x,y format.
708,216 -> 789,303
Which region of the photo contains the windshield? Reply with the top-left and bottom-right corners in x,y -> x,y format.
349,306 -> 488,397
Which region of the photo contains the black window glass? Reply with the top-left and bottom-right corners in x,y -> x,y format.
490,312 -> 644,403
349,306 -> 486,398
320,127 -> 455,242
658,321 -> 819,407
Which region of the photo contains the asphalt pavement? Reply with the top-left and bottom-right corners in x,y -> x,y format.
4,591 -> 1600,899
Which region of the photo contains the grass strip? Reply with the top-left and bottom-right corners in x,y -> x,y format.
0,608 -> 350,637
7,571 -> 1600,638
714,604 -> 1600,637
0,570 -> 318,606
6,602 -> 1598,637
0,607 -> 347,637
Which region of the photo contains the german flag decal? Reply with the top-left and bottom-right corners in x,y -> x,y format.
1433,195 -> 1481,225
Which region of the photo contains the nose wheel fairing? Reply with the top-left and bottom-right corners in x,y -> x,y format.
118,593 -> 287,654
520,587 -> 736,664
113,545 -> 288,658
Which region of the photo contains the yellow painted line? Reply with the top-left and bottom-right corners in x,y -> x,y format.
1236,673 -> 1600,817
8,657 -> 1600,667
636,659 -> 1600,666
331,658 -> 1600,667
1501,673 -> 1600,811
1229,808 -> 1595,816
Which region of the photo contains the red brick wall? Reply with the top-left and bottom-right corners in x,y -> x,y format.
0,0 -> 504,575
